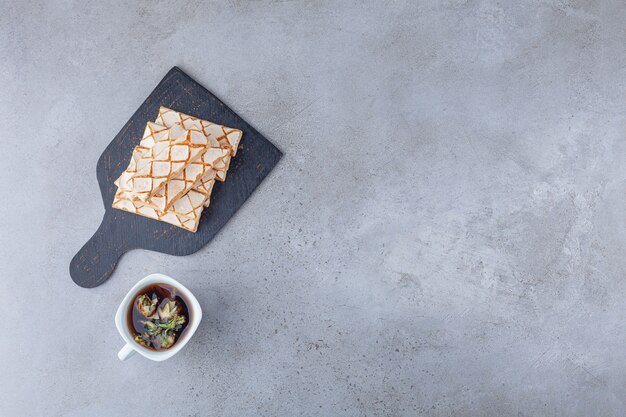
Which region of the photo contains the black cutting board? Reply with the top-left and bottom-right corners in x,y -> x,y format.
70,67 -> 282,288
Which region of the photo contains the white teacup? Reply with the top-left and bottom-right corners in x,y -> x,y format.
115,273 -> 202,361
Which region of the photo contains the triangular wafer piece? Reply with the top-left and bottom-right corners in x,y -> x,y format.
166,189 -> 209,221
164,167 -> 217,219
114,171 -> 215,224
155,106 -> 243,155
151,169 -> 215,221
155,107 -> 243,182
112,188 -> 201,232
213,157 -> 231,182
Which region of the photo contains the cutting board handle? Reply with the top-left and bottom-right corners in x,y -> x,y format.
70,215 -> 129,288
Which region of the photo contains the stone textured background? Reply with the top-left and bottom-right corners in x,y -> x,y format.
1,1 -> 625,416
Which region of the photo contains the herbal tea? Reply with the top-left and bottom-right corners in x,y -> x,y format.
127,283 -> 191,351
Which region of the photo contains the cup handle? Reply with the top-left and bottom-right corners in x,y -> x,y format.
118,343 -> 136,361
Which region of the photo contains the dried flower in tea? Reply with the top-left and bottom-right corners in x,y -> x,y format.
156,331 -> 176,349
137,294 -> 158,318
158,300 -> 179,321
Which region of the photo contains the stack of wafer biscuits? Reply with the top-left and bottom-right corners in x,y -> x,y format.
112,107 -> 242,232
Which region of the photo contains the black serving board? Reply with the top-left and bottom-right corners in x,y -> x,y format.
70,67 -> 282,288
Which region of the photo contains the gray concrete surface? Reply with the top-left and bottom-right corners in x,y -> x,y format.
1,1 -> 625,416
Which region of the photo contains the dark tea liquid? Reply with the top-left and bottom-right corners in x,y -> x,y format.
127,283 -> 191,351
